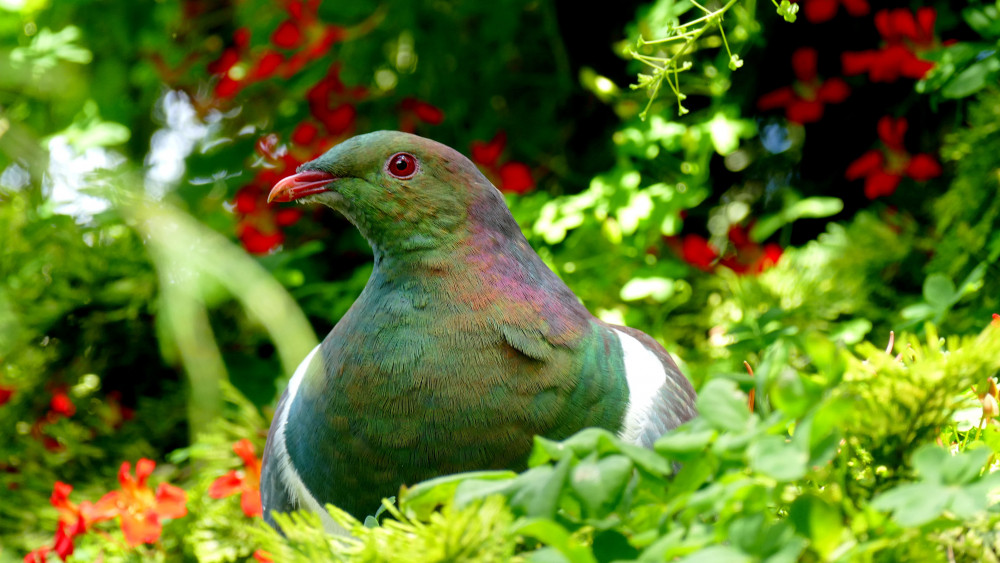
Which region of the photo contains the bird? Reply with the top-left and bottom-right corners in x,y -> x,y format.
259,131 -> 697,532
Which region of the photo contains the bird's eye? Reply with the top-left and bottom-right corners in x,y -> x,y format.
386,152 -> 418,179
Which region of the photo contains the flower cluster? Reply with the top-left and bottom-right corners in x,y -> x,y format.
842,8 -> 939,82
26,459 -> 187,561
207,2 -> 347,100
470,131 -> 535,194
757,7 -> 947,201
25,440 -> 272,561
845,116 -> 941,199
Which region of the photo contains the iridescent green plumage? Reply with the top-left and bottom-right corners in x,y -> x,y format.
260,131 -> 696,526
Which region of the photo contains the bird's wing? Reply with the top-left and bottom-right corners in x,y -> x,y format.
604,323 -> 698,447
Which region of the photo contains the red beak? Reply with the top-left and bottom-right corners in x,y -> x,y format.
268,171 -> 337,203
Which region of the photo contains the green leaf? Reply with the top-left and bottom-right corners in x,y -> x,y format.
521,457 -> 572,519
670,453 -> 718,495
592,529 -> 640,562
788,494 -> 844,559
402,470 -> 516,519
570,453 -> 633,516
963,5 -> 1000,38
707,112 -> 755,156
620,277 -> 675,302
922,273 -> 958,308
696,378 -> 752,433
942,56 -> 1000,99
941,446 -> 990,485
677,545 -> 751,563
748,434 -> 808,482
655,428 -> 715,456
911,444 -> 948,483
513,518 -> 598,563
617,440 -> 673,476
872,482 -> 950,526
751,196 -> 844,241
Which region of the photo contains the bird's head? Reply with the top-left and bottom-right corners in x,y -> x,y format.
269,131 -> 510,254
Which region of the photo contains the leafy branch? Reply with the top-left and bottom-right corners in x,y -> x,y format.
628,0 -> 798,120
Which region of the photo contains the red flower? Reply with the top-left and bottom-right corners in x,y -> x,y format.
842,8 -> 939,82
26,481 -> 110,562
319,104 -> 356,136
291,122 -> 319,146
93,459 -> 188,546
306,65 -> 364,137
215,76 -> 243,99
308,26 -> 347,59
498,162 -> 534,194
718,225 -> 784,275
238,224 -> 285,255
469,131 -> 536,194
234,187 -> 260,215
209,439 -> 264,518
758,47 -> 850,124
792,0 -> 869,23
681,235 -> 719,271
233,27 -> 251,49
24,546 -> 50,563
274,208 -> 303,227
251,51 -> 284,80
49,392 -> 75,418
399,98 -> 445,132
254,550 -> 275,563
271,21 -> 303,49
233,149 -> 312,255
471,132 -> 506,168
207,48 -> 241,75
0,385 -> 13,407
992,313 -> 999,327
845,116 -> 941,199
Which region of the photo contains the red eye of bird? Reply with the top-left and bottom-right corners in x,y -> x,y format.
386,152 -> 418,179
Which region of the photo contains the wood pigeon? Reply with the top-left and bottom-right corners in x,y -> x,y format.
260,131 -> 697,532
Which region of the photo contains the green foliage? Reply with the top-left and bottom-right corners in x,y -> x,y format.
253,497 -> 515,562
3,0 -> 1000,561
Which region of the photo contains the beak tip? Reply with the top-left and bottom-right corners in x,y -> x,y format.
268,171 -> 336,203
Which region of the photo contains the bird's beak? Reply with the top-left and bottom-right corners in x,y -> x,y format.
268,171 -> 338,203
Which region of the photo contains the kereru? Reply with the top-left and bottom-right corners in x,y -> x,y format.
259,131 -> 697,532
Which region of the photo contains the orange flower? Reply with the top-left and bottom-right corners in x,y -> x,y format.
209,439 -> 263,518
93,459 -> 188,546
